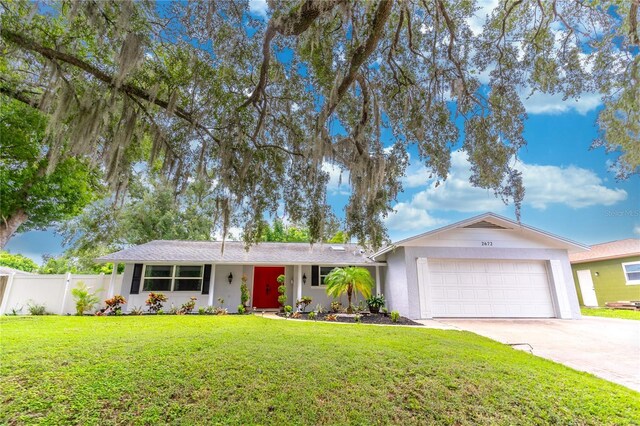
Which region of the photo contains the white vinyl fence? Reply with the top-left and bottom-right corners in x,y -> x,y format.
0,273 -> 123,315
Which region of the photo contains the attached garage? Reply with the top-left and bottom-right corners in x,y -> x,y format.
375,212 -> 587,320
420,259 -> 556,318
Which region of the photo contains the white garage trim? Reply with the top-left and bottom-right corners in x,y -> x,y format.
418,258 -> 558,318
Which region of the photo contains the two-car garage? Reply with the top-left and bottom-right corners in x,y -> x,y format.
419,259 -> 556,318
377,213 -> 585,320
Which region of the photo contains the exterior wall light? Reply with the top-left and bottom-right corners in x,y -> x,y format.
302,273 -> 307,285
228,272 -> 233,284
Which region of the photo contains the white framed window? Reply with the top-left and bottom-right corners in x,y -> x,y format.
622,261 -> 640,285
310,265 -> 339,286
142,265 -> 204,292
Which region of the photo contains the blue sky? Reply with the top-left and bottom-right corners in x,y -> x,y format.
5,1 -> 639,263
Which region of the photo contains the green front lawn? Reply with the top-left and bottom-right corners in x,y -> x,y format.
581,307 -> 640,320
1,316 -> 638,425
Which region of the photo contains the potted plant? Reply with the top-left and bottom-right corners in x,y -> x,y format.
366,294 -> 386,314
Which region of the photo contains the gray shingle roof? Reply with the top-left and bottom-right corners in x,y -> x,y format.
96,240 -> 381,265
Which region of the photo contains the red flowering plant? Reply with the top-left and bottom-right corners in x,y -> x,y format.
145,292 -> 168,314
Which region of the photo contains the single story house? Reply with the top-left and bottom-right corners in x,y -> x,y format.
569,239 -> 640,307
98,212 -> 586,319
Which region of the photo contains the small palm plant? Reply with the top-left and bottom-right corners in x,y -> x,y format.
71,281 -> 100,316
324,267 -> 373,314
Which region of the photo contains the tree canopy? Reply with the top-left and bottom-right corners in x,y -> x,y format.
1,0 -> 638,249
0,97 -> 101,248
0,251 -> 39,272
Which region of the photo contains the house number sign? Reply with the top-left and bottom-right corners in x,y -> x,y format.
481,241 -> 493,246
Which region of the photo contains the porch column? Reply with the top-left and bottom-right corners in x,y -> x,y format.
375,265 -> 380,295
107,266 -> 118,298
207,264 -> 216,306
296,264 -> 302,301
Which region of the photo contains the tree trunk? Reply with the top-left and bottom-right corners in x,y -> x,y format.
0,210 -> 28,249
347,285 -> 353,314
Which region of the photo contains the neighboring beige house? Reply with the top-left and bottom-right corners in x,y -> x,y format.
569,239 -> 640,307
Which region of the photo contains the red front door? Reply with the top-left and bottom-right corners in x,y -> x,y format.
253,266 -> 285,309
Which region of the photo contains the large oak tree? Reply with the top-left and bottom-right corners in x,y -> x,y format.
1,0 -> 638,249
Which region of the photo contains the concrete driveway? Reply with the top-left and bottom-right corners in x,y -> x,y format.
428,317 -> 640,392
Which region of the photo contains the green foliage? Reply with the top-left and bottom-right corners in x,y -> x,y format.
324,267 -> 373,313
307,311 -> 317,320
330,301 -> 342,313
276,274 -> 286,285
198,307 -> 206,315
295,296 -> 313,313
259,218 -> 310,243
70,282 -> 100,316
277,282 -> 287,309
0,97 -> 100,245
145,292 -> 167,314
315,304 -> 325,314
240,275 -> 249,309
366,294 -> 386,312
390,311 -> 400,323
325,314 -> 338,321
129,306 -> 144,316
283,305 -> 293,315
0,251 -> 38,272
26,302 -> 48,316
237,304 -> 246,314
354,314 -> 362,323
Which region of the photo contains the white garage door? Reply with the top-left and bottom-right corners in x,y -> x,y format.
423,259 -> 556,318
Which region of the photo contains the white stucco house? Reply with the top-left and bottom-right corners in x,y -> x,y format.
97,212 -> 587,319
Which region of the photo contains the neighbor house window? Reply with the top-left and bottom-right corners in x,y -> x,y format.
622,262 -> 640,285
143,265 -> 204,291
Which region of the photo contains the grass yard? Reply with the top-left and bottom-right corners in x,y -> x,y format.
1,316 -> 639,425
581,307 -> 640,320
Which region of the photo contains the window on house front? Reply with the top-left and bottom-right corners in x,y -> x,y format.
311,265 -> 338,286
142,265 -> 204,291
622,262 -> 640,285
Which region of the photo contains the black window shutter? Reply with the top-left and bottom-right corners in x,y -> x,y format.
130,264 -> 143,294
311,265 -> 319,286
202,264 -> 212,294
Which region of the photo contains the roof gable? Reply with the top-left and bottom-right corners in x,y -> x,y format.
373,212 -> 588,258
569,238 -> 640,263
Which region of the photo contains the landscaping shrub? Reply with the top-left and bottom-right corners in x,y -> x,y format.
26,302 -> 47,316
315,304 -> 325,314
284,305 -> 293,317
145,292 -> 167,313
330,301 -> 342,313
198,307 -> 206,315
277,274 -> 287,311
355,314 -> 362,323
213,307 -> 228,315
325,314 -> 337,321
71,281 -> 100,316
295,296 -> 312,312
168,304 -> 178,315
104,295 -> 126,315
390,311 -> 400,323
307,311 -> 317,320
240,274 -> 250,311
129,306 -> 143,315
291,311 -> 302,319
177,297 -> 197,315
237,304 -> 246,314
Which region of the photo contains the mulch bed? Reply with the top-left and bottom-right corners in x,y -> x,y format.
276,312 -> 422,326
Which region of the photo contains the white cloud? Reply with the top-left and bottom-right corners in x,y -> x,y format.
322,162 -> 350,195
633,225 -> 640,236
467,0 -> 499,36
248,0 -> 268,17
395,151 -> 627,218
384,202 -> 446,232
520,90 -> 602,115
